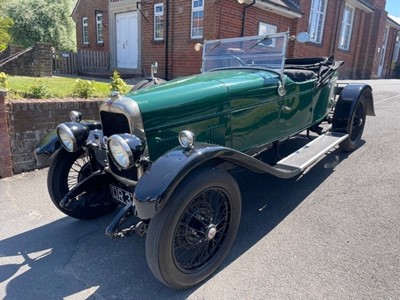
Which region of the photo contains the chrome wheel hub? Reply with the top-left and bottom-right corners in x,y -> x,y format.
206,225 -> 217,240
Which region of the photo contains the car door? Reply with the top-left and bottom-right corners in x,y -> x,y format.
225,72 -> 282,152
277,80 -> 315,134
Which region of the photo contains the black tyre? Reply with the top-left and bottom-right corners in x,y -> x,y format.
145,168 -> 241,289
47,148 -> 117,219
340,100 -> 367,152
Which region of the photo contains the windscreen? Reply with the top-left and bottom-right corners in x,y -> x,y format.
202,32 -> 288,75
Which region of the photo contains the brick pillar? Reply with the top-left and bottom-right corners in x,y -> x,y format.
33,43 -> 53,77
0,90 -> 13,178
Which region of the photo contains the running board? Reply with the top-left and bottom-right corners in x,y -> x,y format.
275,132 -> 348,172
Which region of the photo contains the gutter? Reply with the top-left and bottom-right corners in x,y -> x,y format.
253,1 -> 302,19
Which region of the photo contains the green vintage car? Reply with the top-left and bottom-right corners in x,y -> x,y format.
38,32 -> 375,289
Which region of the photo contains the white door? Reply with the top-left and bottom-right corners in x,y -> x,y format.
116,12 -> 138,69
377,26 -> 389,77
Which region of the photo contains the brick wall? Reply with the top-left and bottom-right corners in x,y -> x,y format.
4,97 -> 102,175
0,45 -> 24,61
370,8 -> 388,78
292,0 -> 388,79
141,0 -> 295,79
382,26 -> 398,78
140,0 -> 385,79
0,91 -> 12,178
72,0 -> 110,52
0,43 -> 53,77
141,0 -> 204,79
73,0 -> 389,79
141,0 -> 169,78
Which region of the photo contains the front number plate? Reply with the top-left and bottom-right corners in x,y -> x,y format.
110,184 -> 133,204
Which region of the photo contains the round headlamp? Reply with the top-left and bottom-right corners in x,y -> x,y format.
108,134 -> 145,170
56,122 -> 89,152
69,110 -> 82,122
178,130 -> 195,149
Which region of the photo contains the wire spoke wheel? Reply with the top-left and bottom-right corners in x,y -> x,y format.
339,100 -> 367,152
67,153 -> 91,189
146,168 -> 241,289
349,101 -> 364,141
173,188 -> 230,272
47,148 -> 117,219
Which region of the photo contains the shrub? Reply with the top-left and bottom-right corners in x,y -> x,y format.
27,79 -> 49,99
109,70 -> 128,94
73,79 -> 96,99
0,72 -> 8,90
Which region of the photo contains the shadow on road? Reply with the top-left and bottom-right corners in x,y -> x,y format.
0,136 -> 354,299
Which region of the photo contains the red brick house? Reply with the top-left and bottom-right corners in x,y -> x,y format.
72,0 -> 399,79
383,16 -> 400,78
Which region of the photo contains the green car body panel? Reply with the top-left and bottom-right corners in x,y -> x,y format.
43,32 -> 375,290
127,69 -> 331,161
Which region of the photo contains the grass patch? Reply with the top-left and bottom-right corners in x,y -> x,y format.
7,76 -> 119,99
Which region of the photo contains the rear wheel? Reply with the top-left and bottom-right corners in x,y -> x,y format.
339,100 -> 366,152
47,148 -> 117,219
145,168 -> 241,289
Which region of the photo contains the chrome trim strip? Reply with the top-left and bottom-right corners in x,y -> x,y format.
100,96 -> 148,157
100,96 -> 148,182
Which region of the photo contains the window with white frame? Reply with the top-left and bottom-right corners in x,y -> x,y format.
96,13 -> 103,44
82,17 -> 89,45
154,3 -> 164,40
191,0 -> 204,39
338,4 -> 354,50
394,34 -> 400,64
258,22 -> 277,47
258,23 -> 277,36
308,0 -> 327,44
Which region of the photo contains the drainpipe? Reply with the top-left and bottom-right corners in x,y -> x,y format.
331,0 -> 343,55
352,11 -> 366,78
165,0 -> 170,79
241,0 -> 256,37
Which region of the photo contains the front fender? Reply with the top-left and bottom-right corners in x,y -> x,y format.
133,143 -> 301,219
34,120 -> 102,168
332,84 -> 375,133
133,144 -> 221,219
34,130 -> 60,168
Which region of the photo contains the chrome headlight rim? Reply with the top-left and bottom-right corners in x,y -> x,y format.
178,130 -> 195,149
108,134 -> 134,170
57,123 -> 77,152
69,110 -> 82,123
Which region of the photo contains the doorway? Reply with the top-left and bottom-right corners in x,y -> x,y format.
116,11 -> 138,69
377,26 -> 389,78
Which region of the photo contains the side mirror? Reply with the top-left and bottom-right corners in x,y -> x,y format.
194,43 -> 203,52
296,32 -> 310,43
289,32 -> 310,43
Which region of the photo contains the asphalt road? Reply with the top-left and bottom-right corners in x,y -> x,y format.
1,79 -> 400,300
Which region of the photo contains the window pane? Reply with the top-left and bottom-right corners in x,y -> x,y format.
96,14 -> 103,43
258,23 -> 277,46
338,4 -> 354,50
191,1 -> 204,39
154,4 -> 164,40
83,17 -> 89,44
193,0 -> 203,8
308,0 -> 326,43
